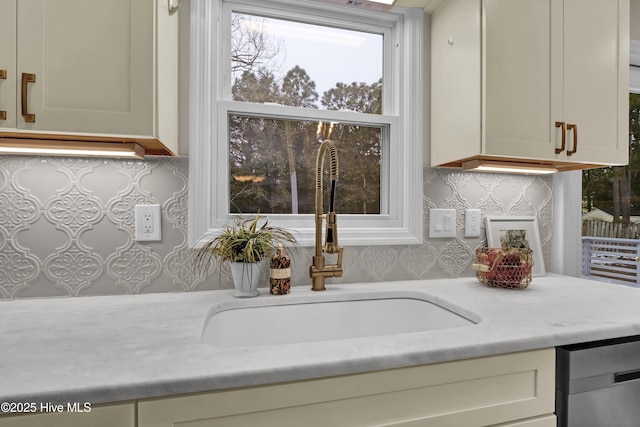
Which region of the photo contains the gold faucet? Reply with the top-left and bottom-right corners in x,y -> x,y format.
309,139 -> 344,291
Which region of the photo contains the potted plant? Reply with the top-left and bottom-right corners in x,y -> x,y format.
195,215 -> 296,297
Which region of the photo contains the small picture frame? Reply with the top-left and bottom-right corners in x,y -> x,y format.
485,216 -> 546,276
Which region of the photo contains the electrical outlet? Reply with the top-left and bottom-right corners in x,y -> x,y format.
143,212 -> 154,233
429,209 -> 456,238
465,209 -> 482,238
135,204 -> 161,241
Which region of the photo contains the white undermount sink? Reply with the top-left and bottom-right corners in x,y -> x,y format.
202,295 -> 476,347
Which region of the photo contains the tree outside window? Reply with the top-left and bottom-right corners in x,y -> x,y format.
582,94 -> 640,226
228,13 -> 383,216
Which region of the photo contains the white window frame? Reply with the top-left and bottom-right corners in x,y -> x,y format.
189,0 -> 424,247
554,40 -> 640,276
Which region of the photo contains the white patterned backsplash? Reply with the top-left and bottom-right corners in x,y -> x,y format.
0,155 -> 552,299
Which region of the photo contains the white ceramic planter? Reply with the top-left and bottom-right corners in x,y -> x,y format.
229,262 -> 262,298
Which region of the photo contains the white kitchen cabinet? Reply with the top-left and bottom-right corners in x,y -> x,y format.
431,0 -> 629,171
0,0 -> 15,127
0,0 -> 178,155
0,402 -> 135,427
488,416 -> 557,427
138,349 -> 556,427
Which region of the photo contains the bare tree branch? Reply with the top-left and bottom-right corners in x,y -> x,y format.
231,14 -> 284,73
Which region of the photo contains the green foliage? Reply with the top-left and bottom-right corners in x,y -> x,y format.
582,94 -> 640,219
195,216 -> 296,270
281,65 -> 318,108
321,79 -> 382,114
228,66 -> 382,215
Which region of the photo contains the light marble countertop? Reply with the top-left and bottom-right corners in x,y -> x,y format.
2,274 -> 640,405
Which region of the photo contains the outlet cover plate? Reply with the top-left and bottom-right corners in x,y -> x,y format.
135,204 -> 161,241
429,209 -> 456,238
465,209 -> 482,238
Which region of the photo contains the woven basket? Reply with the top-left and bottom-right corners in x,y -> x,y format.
472,247 -> 533,290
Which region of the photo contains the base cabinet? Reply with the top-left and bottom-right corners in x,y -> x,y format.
0,349 -> 556,427
0,402 -> 135,427
491,416 -> 557,427
138,348 -> 556,427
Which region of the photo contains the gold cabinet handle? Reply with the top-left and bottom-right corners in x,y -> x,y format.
21,73 -> 36,123
168,0 -> 181,15
0,69 -> 6,121
555,121 -> 566,154
567,123 -> 577,156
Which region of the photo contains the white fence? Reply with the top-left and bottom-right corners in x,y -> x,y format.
582,220 -> 640,239
582,237 -> 640,287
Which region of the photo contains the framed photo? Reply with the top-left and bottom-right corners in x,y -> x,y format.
485,216 -> 546,276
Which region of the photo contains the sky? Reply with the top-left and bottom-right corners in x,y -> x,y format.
233,14 -> 384,101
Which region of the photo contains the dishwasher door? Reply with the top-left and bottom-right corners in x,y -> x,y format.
556,336 -> 640,427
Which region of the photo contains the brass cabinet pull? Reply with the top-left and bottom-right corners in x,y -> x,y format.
0,69 -> 6,121
168,0 -> 181,15
555,121 -> 566,154
21,73 -> 36,123
567,123 -> 577,156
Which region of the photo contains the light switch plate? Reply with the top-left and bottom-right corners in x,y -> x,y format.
429,209 -> 456,238
135,204 -> 161,241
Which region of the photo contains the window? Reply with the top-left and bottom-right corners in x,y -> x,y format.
189,0 -> 423,247
581,94 -> 640,224
554,42 -> 640,278
581,40 -> 640,230
229,115 -> 384,215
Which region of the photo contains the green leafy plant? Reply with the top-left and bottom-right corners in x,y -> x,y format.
195,215 -> 296,271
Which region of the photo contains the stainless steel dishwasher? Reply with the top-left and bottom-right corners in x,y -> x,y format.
556,335 -> 640,427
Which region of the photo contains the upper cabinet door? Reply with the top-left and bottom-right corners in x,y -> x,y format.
484,0 -> 562,160
16,0 -> 155,136
430,0 -> 629,171
562,0 -> 629,164
0,0 -> 16,129
430,0 -> 482,167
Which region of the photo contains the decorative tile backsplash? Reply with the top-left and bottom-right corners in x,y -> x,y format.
0,155 -> 552,299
